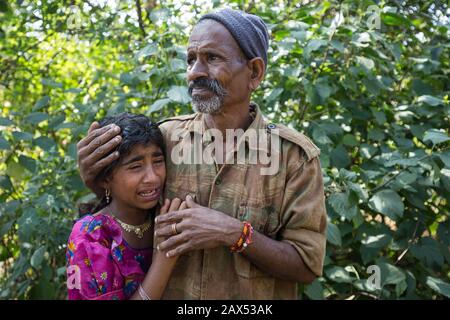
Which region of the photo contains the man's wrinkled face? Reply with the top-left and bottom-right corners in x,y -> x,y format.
186,20 -> 251,114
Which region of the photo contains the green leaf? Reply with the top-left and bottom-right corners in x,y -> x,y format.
64,88 -> 83,94
29,270 -> 55,299
57,266 -> 66,277
347,182 -> 369,201
326,221 -> 342,246
119,72 -> 136,85
135,44 -> 158,60
330,145 -> 351,168
417,95 -> 443,106
24,112 -> 49,125
339,168 -> 357,181
426,276 -> 450,298
382,12 -> 412,27
148,98 -> 171,114
0,0 -> 11,13
361,234 -> 392,248
6,160 -> 26,180
17,208 -> 39,242
0,220 -> 14,238
304,279 -> 324,300
328,192 -> 357,220
410,237 -> 444,269
18,155 -> 36,172
304,39 -> 327,56
315,80 -> 332,100
30,246 -> 46,269
0,117 -> 13,126
438,150 -> 450,168
312,126 -> 333,145
325,266 -> 354,283
342,134 -> 358,147
0,175 -> 13,191
384,157 -> 419,167
47,114 -> 65,130
371,108 -> 387,125
423,129 -> 449,145
362,77 -> 382,95
33,136 -> 55,151
305,84 -> 321,107
0,136 -> 10,150
33,96 -> 50,111
291,30 -> 306,42
169,58 -> 186,71
378,262 -> 406,285
368,189 -> 404,220
167,86 -> 191,104
267,88 -> 283,103
149,8 -> 170,23
330,39 -> 344,52
356,56 -> 375,70
395,279 -> 408,298
352,32 -> 370,47
41,78 -> 63,88
12,131 -> 33,141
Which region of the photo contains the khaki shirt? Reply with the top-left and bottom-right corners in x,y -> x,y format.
158,102 -> 327,299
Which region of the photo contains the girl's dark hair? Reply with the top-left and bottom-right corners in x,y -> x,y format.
78,113 -> 165,217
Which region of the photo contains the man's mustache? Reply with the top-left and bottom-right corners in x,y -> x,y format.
188,78 -> 228,98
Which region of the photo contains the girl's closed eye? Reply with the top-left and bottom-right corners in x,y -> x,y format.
128,163 -> 142,170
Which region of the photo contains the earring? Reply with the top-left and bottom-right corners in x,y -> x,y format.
105,189 -> 110,204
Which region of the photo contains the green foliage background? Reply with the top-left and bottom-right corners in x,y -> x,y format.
0,0 -> 449,299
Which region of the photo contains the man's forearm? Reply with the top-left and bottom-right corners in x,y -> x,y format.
223,218 -> 316,283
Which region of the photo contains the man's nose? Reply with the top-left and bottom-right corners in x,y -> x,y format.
187,58 -> 208,82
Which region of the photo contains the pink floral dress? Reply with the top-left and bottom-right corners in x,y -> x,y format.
66,213 -> 153,300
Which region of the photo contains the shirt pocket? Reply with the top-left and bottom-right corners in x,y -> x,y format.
165,163 -> 199,201
236,202 -> 280,238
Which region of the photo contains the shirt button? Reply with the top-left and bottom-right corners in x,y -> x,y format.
215,178 -> 221,185
267,123 -> 276,130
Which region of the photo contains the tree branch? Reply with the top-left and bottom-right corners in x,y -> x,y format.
136,0 -> 146,38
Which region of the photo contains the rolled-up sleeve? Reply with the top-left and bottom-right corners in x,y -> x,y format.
279,155 -> 327,277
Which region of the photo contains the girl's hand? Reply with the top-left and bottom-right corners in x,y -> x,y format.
159,198 -> 187,216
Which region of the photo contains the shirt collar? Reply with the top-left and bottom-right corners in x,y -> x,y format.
184,102 -> 270,153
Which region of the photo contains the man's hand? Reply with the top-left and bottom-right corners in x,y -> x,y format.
154,195 -> 242,258
77,121 -> 122,196
154,198 -> 186,246
155,197 -> 317,283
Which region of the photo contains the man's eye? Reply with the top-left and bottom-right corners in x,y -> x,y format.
208,54 -> 219,61
187,57 -> 195,65
154,159 -> 165,165
129,165 -> 141,170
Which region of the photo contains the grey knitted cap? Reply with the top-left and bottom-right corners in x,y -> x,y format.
198,8 -> 269,68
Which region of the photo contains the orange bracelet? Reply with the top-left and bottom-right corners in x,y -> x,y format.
237,224 -> 254,253
230,222 -> 253,253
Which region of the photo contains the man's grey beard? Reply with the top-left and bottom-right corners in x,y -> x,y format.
191,94 -> 224,114
188,78 -> 228,114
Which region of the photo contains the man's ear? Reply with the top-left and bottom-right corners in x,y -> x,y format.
247,57 -> 265,91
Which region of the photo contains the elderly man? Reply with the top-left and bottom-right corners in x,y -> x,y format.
76,8 -> 327,299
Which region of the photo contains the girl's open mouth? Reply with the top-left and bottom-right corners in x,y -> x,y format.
137,188 -> 160,201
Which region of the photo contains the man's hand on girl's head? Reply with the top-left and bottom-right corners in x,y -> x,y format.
76,121 -> 122,196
